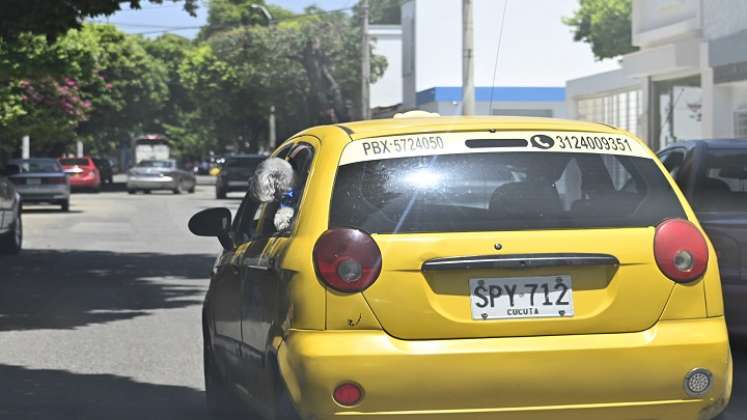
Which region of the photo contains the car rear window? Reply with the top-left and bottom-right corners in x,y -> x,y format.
60,158 -> 90,166
12,160 -> 62,173
225,157 -> 263,168
330,150 -> 685,234
694,149 -> 747,212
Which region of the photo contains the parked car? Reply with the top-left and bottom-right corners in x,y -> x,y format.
59,157 -> 101,192
0,163 -> 23,253
127,159 -> 196,194
7,158 -> 70,211
215,155 -> 265,199
658,139 -> 747,336
188,116 -> 731,420
93,157 -> 114,184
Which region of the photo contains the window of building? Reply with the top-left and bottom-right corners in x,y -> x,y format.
577,89 -> 642,137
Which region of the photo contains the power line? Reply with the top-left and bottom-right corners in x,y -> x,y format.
127,6 -> 355,35
488,0 -> 510,111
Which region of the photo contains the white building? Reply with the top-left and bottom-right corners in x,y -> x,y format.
567,0 -> 747,149
400,0 -> 567,117
369,24 -> 403,109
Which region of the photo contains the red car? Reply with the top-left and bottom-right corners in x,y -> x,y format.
59,157 -> 101,192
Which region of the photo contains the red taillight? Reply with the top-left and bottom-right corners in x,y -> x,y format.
654,219 -> 709,283
333,383 -> 363,406
313,228 -> 382,293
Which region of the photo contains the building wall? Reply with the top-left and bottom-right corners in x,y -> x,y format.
703,0 -> 747,40
369,25 -> 403,108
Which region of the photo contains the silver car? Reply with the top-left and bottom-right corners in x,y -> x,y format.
127,159 -> 196,194
8,158 -> 70,211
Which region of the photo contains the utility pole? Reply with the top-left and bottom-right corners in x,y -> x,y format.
268,105 -> 276,150
462,0 -> 475,115
22,135 -> 30,159
361,0 -> 371,120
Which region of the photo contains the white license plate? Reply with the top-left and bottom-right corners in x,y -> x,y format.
27,178 -> 42,185
469,276 -> 574,320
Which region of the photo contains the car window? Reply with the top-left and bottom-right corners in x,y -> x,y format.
330,151 -> 685,234
60,158 -> 90,166
137,160 -> 173,168
692,148 -> 747,212
254,143 -> 315,238
11,160 -> 62,173
659,149 -> 685,178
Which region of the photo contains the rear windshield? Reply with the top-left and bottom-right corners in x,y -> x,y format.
60,158 -> 89,166
12,160 -> 62,173
225,157 -> 262,168
330,152 -> 685,233
137,160 -> 173,168
694,149 -> 747,212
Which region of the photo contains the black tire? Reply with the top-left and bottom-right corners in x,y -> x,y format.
216,187 -> 226,200
61,200 -> 70,212
127,190 -> 136,195
273,358 -> 302,420
143,190 -> 151,195
0,211 -> 22,254
188,184 -> 196,194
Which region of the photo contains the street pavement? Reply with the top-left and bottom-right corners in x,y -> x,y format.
0,175 -> 745,419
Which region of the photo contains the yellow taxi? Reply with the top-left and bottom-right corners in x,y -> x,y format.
188,115 -> 732,420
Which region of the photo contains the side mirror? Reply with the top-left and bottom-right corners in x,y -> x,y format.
1,164 -> 20,176
188,207 -> 234,250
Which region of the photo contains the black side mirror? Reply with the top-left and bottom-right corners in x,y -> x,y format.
188,207 -> 234,250
1,164 -> 20,176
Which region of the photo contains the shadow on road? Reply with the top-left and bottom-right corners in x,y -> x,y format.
0,364 -> 210,420
0,250 -> 213,331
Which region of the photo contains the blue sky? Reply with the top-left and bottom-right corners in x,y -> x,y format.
92,0 -> 618,86
92,1 -> 356,37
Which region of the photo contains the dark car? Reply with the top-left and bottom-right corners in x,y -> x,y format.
8,158 -> 70,211
658,139 -> 747,335
0,163 -> 23,254
215,155 -> 265,199
93,157 -> 114,184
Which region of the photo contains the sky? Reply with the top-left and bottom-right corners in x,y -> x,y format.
93,0 -> 620,87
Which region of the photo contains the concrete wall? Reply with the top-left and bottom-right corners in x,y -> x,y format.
369,25 -> 403,108
703,0 -> 747,40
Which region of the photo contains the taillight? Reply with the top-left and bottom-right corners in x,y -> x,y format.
654,219 -> 708,283
313,228 -> 382,292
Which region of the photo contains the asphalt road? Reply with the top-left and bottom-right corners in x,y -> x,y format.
0,175 -> 744,420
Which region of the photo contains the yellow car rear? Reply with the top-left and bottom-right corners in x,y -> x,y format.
192,116 -> 731,420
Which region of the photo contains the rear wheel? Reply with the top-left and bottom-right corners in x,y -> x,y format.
0,211 -> 22,254
216,187 -> 226,199
143,190 -> 151,195
60,200 -> 70,212
127,189 -> 136,195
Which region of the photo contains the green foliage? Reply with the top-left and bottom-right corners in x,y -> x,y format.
0,0 -> 199,41
563,0 -> 637,60
354,0 -> 403,25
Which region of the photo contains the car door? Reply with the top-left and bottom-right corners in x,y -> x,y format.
238,140 -> 316,408
208,198 -> 253,382
0,175 -> 9,231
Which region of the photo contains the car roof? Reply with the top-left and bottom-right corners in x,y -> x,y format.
329,116 -> 625,141
661,138 -> 747,150
10,158 -> 59,163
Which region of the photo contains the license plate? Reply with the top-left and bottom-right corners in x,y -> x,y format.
27,178 -> 41,185
469,276 -> 574,320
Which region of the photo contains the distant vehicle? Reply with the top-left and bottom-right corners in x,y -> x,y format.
59,157 -> 101,192
127,159 -> 196,194
133,134 -> 170,164
9,158 -> 70,211
93,157 -> 114,184
0,163 -> 23,253
189,116 -> 730,420
658,139 -> 747,336
215,155 -> 265,199
193,161 -> 212,175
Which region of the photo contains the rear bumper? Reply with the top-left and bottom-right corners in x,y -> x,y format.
68,177 -> 100,188
127,177 -> 176,190
278,317 -> 732,420
17,186 -> 70,203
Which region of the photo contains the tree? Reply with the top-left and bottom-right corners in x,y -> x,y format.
563,0 -> 637,60
0,0 -> 199,41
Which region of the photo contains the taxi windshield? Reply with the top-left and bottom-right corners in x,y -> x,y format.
330,151 -> 685,234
